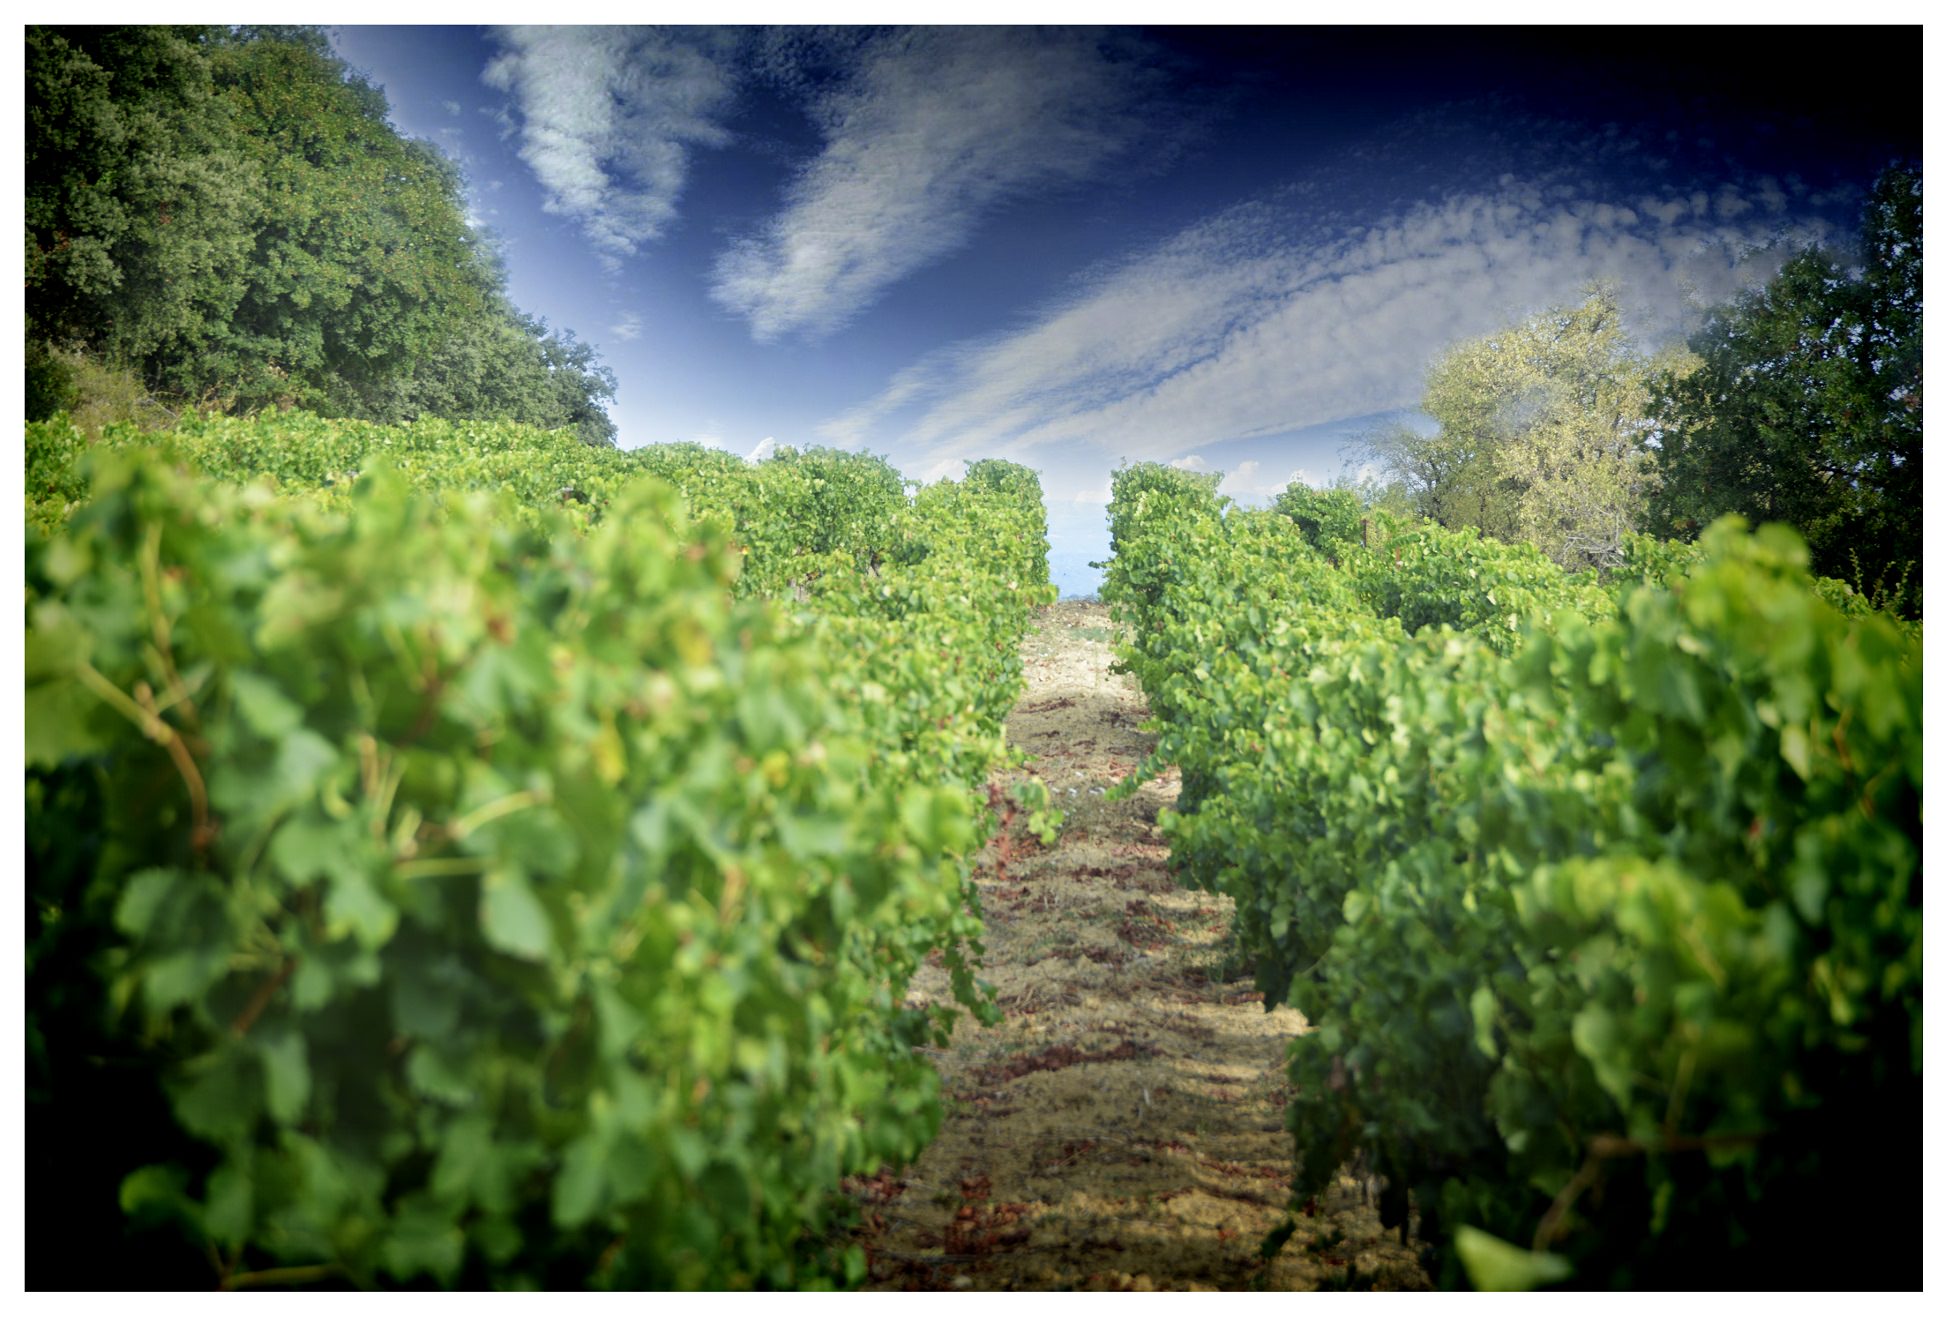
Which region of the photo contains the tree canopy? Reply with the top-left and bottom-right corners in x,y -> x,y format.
1645,166 -> 1921,613
27,25 -> 617,445
1361,285 -> 1665,571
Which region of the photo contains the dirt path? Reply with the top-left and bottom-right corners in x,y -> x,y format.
855,602 -> 1428,1291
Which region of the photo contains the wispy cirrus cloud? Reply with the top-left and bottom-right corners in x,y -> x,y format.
483,27 -> 738,268
712,27 -> 1168,343
820,164 -> 1838,469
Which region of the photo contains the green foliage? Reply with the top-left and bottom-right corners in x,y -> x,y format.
26,340 -> 81,421
26,416 -> 1055,1288
25,415 -> 94,535
1646,167 -> 1922,615
1451,1227 -> 1573,1291
1413,286 -> 1661,570
26,346 -> 184,439
1103,467 -> 1921,1289
27,25 -> 259,376
1008,778 -> 1066,848
750,446 -> 909,579
803,470 -> 1056,832
1272,484 -> 1369,559
196,32 -> 493,416
1605,529 -> 1704,596
1354,287 -> 1683,574
964,460 -> 1055,595
26,25 -> 616,443
26,411 -> 637,539
1347,521 -> 1614,657
1351,417 -> 1518,543
371,286 -> 620,448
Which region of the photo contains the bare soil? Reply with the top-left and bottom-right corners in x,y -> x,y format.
854,602 -> 1429,1291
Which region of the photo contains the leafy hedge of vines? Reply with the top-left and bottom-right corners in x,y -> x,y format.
1104,469 -> 1919,1289
26,412 -> 1053,1288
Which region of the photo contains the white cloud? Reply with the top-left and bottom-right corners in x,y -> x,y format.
1713,185 -> 1753,220
821,173 -> 1824,468
1071,487 -> 1112,505
813,368 -> 934,452
483,27 -> 737,267
1642,197 -> 1687,225
1215,461 -> 1314,502
1218,461 -> 1269,499
712,28 -> 1162,342
746,437 -> 777,463
918,456 -> 967,484
1168,455 -> 1210,471
442,99 -> 462,117
610,312 -> 643,342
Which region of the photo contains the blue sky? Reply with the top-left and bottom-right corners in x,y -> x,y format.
326,20 -> 1919,595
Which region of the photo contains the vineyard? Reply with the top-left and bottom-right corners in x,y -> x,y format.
23,417 -> 1923,1290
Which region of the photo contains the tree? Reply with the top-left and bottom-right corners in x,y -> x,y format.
202,31 -> 496,416
526,320 -> 620,448
383,303 -> 619,447
1645,166 -> 1921,613
1350,419 -> 1514,536
26,25 -> 620,445
26,26 -> 262,374
1365,285 -> 1664,570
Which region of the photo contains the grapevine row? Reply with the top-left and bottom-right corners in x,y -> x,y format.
25,413 -> 1053,1288
1102,466 -> 1920,1289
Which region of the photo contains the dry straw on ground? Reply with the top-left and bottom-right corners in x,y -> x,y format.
855,602 -> 1428,1291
